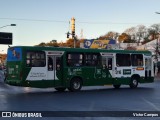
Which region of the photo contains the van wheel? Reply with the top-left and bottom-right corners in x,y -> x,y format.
113,85 -> 121,89
68,78 -> 82,92
55,87 -> 66,92
130,78 -> 138,88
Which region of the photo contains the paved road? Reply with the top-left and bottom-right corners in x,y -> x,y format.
0,79 -> 160,120
0,70 -> 5,82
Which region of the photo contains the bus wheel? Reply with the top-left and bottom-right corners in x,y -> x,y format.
68,78 -> 82,92
129,78 -> 138,88
55,87 -> 66,92
113,85 -> 121,89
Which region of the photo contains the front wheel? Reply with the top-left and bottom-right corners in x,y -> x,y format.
68,78 -> 82,92
129,78 -> 138,88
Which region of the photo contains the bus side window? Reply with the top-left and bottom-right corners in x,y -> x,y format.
131,54 -> 143,66
85,53 -> 100,66
56,57 -> 61,70
138,59 -> 143,66
67,53 -> 83,67
26,51 -> 46,67
102,57 -> 107,69
26,60 -> 30,67
48,57 -> 53,71
108,58 -> 112,70
116,53 -> 131,66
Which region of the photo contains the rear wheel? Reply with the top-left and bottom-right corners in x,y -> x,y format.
55,87 -> 66,92
113,85 -> 121,89
68,78 -> 82,92
129,77 -> 138,88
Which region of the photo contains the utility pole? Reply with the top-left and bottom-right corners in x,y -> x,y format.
66,17 -> 76,48
71,17 -> 76,48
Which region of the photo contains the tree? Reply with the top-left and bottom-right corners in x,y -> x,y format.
0,54 -> 7,66
35,41 -> 59,47
136,25 -> 147,43
99,31 -> 119,40
124,25 -> 147,43
118,33 -> 131,43
58,42 -> 67,47
124,27 -> 136,36
148,24 -> 160,40
36,42 -> 46,46
66,38 -> 74,47
125,46 -> 136,50
46,41 -> 59,47
147,24 -> 160,62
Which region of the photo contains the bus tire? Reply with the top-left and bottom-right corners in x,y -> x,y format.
55,87 -> 66,92
68,78 -> 82,92
129,77 -> 138,88
113,85 -> 121,89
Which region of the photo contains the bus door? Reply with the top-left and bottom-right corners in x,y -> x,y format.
47,56 -> 61,79
101,53 -> 115,83
46,51 -> 64,85
144,56 -> 152,78
106,56 -> 114,77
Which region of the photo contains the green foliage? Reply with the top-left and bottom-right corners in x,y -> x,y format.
36,41 -> 59,47
36,42 -> 46,46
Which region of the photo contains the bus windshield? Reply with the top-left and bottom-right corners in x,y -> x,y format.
7,47 -> 22,61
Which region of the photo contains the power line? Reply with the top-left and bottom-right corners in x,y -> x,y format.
0,17 -> 67,23
77,21 -> 151,25
0,17 -> 154,25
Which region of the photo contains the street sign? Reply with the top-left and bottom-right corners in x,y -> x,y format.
0,32 -> 12,45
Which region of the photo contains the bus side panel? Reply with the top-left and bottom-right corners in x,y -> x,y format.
82,67 -> 104,86
139,77 -> 154,83
6,62 -> 23,86
90,66 -> 113,85
63,67 -> 97,87
23,67 -> 55,88
63,66 -> 113,87
113,78 -> 131,85
25,80 -> 55,88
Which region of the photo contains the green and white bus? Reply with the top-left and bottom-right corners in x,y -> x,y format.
5,46 -> 154,91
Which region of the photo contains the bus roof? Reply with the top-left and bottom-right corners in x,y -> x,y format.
9,46 -> 152,55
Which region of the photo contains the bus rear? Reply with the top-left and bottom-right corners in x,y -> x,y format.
5,47 -> 23,86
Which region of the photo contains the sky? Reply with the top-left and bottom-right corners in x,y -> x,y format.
0,0 -> 160,53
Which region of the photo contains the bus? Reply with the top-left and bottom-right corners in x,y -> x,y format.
5,46 -> 154,91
